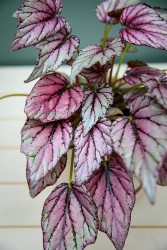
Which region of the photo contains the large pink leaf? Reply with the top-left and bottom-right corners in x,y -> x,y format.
86,153 -> 135,250
96,0 -> 139,24
25,73 -> 84,123
124,66 -> 163,85
13,0 -> 64,50
74,118 -> 112,183
111,96 -> 167,202
42,182 -> 98,250
157,155 -> 167,186
80,62 -> 110,83
82,83 -> 113,135
25,28 -> 79,82
141,74 -> 167,110
70,38 -> 124,83
120,4 -> 167,50
21,119 -> 72,197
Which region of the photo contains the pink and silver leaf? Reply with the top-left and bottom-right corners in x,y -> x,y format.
82,83 -> 113,135
96,0 -> 139,24
70,38 -> 124,83
74,118 -> 112,183
157,154 -> 167,186
111,96 -> 167,203
21,119 -> 72,197
42,182 -> 98,250
25,29 -> 79,82
25,73 -> 84,123
124,66 -> 163,85
120,4 -> 167,50
86,153 -> 135,250
27,154 -> 67,198
141,74 -> 167,110
13,0 -> 63,23
80,62 -> 110,83
12,17 -> 68,50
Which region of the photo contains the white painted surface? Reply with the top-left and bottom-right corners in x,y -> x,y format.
0,65 -> 167,250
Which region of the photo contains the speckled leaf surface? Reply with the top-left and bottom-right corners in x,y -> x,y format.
141,74 -> 167,110
21,119 -> 72,197
25,73 -> 84,123
96,0 -> 139,24
120,4 -> 167,50
42,183 -> 98,250
111,96 -> 167,202
86,153 -> 135,250
81,83 -> 113,135
74,118 -> 112,183
70,38 -> 124,83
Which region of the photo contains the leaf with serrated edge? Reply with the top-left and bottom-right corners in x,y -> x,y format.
96,0 -> 139,24
74,118 -> 112,183
124,66 -> 163,85
86,153 -> 135,250
82,83 -> 113,135
25,28 -> 79,82
21,119 -> 72,197
70,38 -> 124,83
120,4 -> 167,50
13,0 -> 64,50
42,182 -> 98,250
157,155 -> 167,186
141,74 -> 167,110
111,96 -> 167,203
27,154 -> 67,198
25,73 -> 84,123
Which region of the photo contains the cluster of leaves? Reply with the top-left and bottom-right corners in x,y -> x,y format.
13,0 -> 167,249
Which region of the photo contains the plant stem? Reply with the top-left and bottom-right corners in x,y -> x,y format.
101,24 -> 113,48
0,93 -> 28,100
68,147 -> 75,187
108,56 -> 115,85
113,43 -> 129,82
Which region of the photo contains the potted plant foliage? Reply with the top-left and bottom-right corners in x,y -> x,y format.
11,0 -> 167,249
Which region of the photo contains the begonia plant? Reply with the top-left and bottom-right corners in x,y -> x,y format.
10,0 -> 167,249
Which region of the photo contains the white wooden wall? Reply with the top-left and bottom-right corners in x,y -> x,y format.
1,66 -> 167,250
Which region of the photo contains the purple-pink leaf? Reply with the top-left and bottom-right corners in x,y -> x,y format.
42,182 -> 98,250
13,0 -> 64,50
157,155 -> 167,186
111,96 -> 167,203
25,28 -> 79,82
70,38 -> 124,83
25,73 -> 84,123
21,119 -> 72,197
80,62 -> 110,83
124,66 -> 163,85
74,118 -> 112,183
27,154 -> 67,198
141,74 -> 167,110
96,0 -> 139,24
86,153 -> 135,250
82,83 -> 113,135
120,4 -> 167,50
